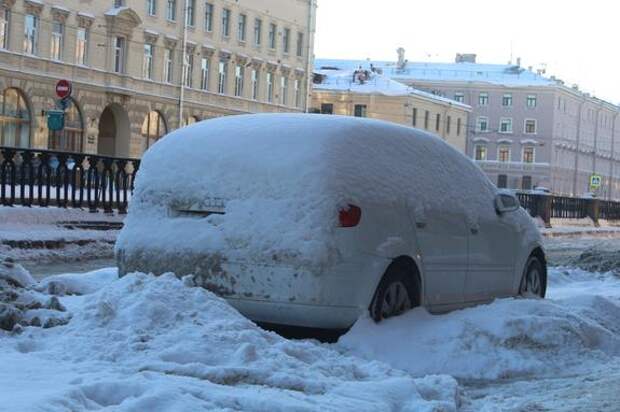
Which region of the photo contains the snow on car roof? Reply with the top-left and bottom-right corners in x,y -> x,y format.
120,114 -> 499,266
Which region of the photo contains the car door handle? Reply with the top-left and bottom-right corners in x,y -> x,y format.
416,222 -> 426,229
470,227 -> 479,235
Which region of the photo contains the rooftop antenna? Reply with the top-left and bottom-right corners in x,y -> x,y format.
509,40 -> 513,65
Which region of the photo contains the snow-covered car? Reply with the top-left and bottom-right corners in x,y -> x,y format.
116,114 -> 546,329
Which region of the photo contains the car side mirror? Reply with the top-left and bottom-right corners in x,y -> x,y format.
495,193 -> 520,214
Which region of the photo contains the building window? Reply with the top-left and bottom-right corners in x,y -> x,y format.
147,0 -> 157,16
474,144 -> 487,161
163,48 -> 173,83
268,23 -> 276,49
183,52 -> 193,87
320,103 -> 333,114
446,116 -> 452,134
218,60 -> 227,94
522,146 -> 535,163
476,116 -> 488,132
238,14 -> 246,41
141,111 -> 167,151
522,175 -> 532,190
75,28 -> 88,65
457,118 -> 462,136
454,92 -> 464,103
254,19 -> 262,46
527,95 -> 537,108
266,72 -> 273,102
524,119 -> 537,134
50,21 -> 64,61
435,113 -> 441,131
200,56 -> 209,90
0,8 -> 9,49
222,8 -> 230,37
499,118 -> 513,133
424,110 -> 429,129
143,43 -> 154,79
294,79 -> 301,108
478,92 -> 488,106
113,37 -> 125,73
502,93 -> 512,107
204,2 -> 213,32
234,64 -> 244,97
251,69 -> 259,100
296,31 -> 303,56
280,76 -> 288,105
497,174 -> 508,189
114,0 -> 124,7
412,108 -> 417,127
498,145 -> 511,162
283,28 -> 290,54
23,14 -> 38,55
354,104 -> 367,117
166,0 -> 176,21
0,88 -> 31,148
185,0 -> 195,26
48,98 -> 83,152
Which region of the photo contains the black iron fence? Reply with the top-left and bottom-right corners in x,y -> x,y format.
0,147 -> 140,214
516,192 -> 620,227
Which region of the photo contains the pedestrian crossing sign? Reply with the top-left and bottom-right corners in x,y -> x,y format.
590,174 -> 602,189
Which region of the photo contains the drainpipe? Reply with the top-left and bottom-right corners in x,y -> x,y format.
572,97 -> 586,196
609,112 -> 618,200
593,104 -> 601,177
178,0 -> 189,128
304,0 -> 317,112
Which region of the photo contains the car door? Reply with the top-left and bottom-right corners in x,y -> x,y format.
409,205 -> 468,307
465,199 -> 518,301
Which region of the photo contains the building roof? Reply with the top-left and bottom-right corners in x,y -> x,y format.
313,68 -> 471,110
315,58 -> 556,88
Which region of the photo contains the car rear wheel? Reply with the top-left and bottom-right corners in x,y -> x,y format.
370,263 -> 419,322
519,255 -> 546,298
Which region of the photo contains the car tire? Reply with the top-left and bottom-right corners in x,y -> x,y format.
369,263 -> 419,322
519,255 -> 547,298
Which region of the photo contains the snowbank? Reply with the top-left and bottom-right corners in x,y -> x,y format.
118,114 -> 500,269
1,270 -> 459,411
338,267 -> 620,381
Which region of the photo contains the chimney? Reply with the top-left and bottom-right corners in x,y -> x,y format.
516,57 -> 521,67
397,47 -> 406,69
455,53 -> 477,63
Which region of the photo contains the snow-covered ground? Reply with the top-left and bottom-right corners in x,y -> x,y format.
1,237 -> 620,411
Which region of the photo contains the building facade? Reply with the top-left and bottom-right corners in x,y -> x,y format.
310,68 -> 470,152
0,0 -> 316,158
316,56 -> 620,200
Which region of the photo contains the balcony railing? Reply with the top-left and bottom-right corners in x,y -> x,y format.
0,147 -> 140,214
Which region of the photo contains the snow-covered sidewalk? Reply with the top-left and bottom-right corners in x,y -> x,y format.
1,261 -> 620,410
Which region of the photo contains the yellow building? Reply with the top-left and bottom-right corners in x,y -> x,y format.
311,67 -> 470,152
0,0 -> 317,158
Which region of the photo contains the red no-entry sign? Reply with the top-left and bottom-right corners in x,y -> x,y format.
55,80 -> 72,99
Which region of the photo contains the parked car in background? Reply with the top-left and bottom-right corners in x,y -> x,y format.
116,114 -> 547,329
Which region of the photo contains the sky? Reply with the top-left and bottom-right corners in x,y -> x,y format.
314,0 -> 620,104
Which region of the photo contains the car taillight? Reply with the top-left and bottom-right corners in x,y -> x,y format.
338,204 -> 362,227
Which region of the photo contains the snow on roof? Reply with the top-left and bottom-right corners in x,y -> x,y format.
315,58 -> 556,87
314,68 -> 471,109
104,6 -> 128,16
76,11 -> 95,19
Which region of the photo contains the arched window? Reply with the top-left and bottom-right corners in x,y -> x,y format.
48,98 -> 83,152
182,115 -> 199,127
0,88 -> 31,148
141,110 -> 167,150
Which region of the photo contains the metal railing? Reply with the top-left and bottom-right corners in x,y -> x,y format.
516,192 -> 620,227
0,146 -> 140,214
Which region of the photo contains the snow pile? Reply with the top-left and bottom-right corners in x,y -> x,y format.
338,267 -> 620,381
1,271 -> 459,411
0,257 -> 69,331
118,114 -> 501,269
